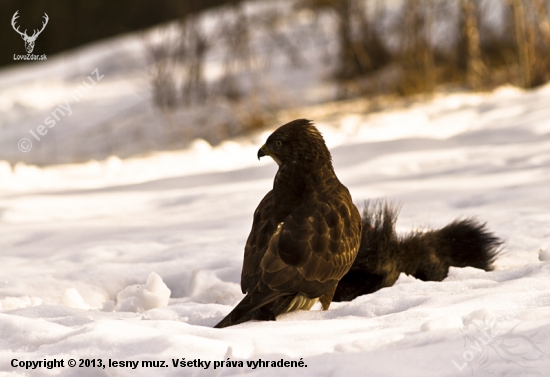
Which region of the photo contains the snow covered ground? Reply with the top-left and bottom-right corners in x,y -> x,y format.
0,2 -> 338,166
2,80 -> 550,376
1,3 -> 550,375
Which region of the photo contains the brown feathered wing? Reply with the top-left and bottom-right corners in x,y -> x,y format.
215,185 -> 361,328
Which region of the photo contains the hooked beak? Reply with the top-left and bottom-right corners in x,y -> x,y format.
257,145 -> 268,160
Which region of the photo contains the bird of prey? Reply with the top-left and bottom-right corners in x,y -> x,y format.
214,119 -> 361,328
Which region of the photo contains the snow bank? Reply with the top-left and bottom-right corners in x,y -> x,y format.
112,272 -> 171,312
1,4 -> 550,375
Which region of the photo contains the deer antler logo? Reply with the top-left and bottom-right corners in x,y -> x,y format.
11,11 -> 49,54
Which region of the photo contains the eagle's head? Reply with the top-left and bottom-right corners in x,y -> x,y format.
258,119 -> 332,167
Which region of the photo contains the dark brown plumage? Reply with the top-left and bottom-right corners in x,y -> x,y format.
214,119 -> 362,328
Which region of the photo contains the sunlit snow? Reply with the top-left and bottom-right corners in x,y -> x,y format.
1,11 -> 550,377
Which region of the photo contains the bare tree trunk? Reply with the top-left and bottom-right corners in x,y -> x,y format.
423,0 -> 436,91
534,0 -> 550,49
534,0 -> 550,84
146,32 -> 178,109
335,0 -> 390,79
460,0 -> 485,89
402,0 -> 419,67
511,0 -> 535,88
181,16 -> 208,104
400,0 -> 434,93
525,1 -> 537,85
353,1 -> 376,73
337,0 -> 359,78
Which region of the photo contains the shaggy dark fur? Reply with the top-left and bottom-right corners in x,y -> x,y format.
332,201 -> 501,302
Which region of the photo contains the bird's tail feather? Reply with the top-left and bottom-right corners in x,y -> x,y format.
214,288 -> 295,328
332,200 -> 502,302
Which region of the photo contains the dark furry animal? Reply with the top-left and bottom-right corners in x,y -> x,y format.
215,119 -> 361,328
332,201 -> 501,302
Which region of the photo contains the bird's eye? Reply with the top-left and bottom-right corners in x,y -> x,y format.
275,140 -> 282,148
